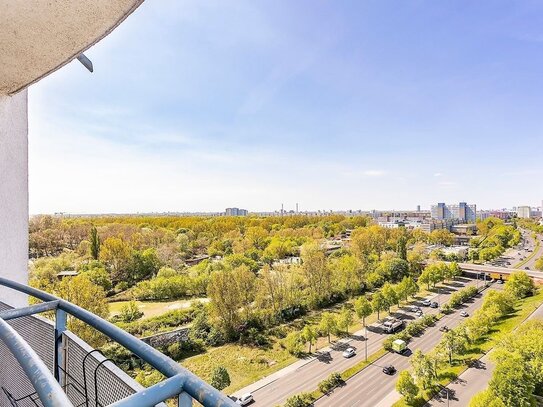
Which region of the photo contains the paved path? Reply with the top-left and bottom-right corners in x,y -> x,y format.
232,278 -> 477,406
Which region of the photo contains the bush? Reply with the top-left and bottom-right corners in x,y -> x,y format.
115,308 -> 194,336
284,331 -> 304,357
405,321 -> 424,337
420,314 -> 437,327
318,372 -> 343,393
117,301 -> 144,323
285,392 -> 315,407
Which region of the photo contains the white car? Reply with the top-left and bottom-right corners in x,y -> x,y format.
422,299 -> 431,306
342,347 -> 356,358
236,393 -> 254,406
460,311 -> 469,317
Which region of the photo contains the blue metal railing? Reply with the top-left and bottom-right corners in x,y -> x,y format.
0,277 -> 236,407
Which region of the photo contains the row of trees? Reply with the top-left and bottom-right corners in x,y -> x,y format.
470,217 -> 521,262
470,320 -> 543,407
396,272 -> 536,405
284,275 -> 420,356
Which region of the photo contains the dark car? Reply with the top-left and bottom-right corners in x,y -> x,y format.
439,326 -> 449,332
430,301 -> 438,308
383,365 -> 396,375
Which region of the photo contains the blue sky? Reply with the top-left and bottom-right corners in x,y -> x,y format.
29,0 -> 543,214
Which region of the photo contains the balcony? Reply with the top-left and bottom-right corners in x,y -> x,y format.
0,277 -> 235,407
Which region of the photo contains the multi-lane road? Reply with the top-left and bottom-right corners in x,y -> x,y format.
315,285 -> 494,407
427,297 -> 543,406
491,228 -> 543,270
233,278 -> 480,406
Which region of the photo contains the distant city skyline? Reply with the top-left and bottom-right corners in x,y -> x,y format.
29,1 -> 543,214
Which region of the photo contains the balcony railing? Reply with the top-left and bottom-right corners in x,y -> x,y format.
0,277 -> 236,407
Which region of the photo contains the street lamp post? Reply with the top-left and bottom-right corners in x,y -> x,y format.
365,326 -> 368,362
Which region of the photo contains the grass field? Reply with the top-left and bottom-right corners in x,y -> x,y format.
109,298 -> 208,318
182,341 -> 297,394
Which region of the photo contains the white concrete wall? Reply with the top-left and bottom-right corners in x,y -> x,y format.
0,91 -> 28,307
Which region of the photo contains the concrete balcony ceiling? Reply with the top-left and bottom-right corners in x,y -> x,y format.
0,0 -> 144,96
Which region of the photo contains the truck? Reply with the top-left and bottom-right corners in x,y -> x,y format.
392,339 -> 407,354
383,319 -> 404,334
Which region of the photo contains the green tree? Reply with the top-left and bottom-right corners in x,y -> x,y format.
411,349 -> 437,390
372,291 -> 387,320
469,390 -> 506,407
397,234 -> 408,261
318,312 -> 337,343
89,226 -> 100,260
301,325 -> 317,353
300,242 -> 331,307
396,370 -> 419,404
285,331 -> 304,356
130,248 -> 161,283
489,353 -> 535,407
438,328 -> 468,365
354,296 -> 372,327
382,282 -> 398,313
210,366 -> 231,391
504,271 -> 535,299
337,306 -> 354,335
100,237 -> 132,284
56,274 -> 109,347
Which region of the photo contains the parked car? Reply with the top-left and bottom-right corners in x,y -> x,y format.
416,309 -> 423,316
460,311 -> 469,317
422,299 -> 431,306
382,365 -> 396,375
430,301 -> 438,308
439,326 -> 449,332
236,393 -> 254,406
497,279 -> 504,284
342,347 -> 356,358
525,267 -> 530,270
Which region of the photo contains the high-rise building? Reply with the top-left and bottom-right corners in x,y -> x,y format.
431,202 -> 477,222
225,207 -> 248,216
517,206 -> 531,219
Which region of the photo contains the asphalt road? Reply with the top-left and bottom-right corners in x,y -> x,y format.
243,278 -> 479,407
426,297 -> 543,406
491,229 -> 543,270
315,285 -> 495,407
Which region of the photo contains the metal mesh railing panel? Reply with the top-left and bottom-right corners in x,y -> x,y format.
0,302 -> 144,407
0,302 -> 55,407
64,333 -> 138,406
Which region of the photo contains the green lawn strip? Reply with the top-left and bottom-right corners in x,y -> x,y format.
514,238 -> 541,269
392,289 -> 543,407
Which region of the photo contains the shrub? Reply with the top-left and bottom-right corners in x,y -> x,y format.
318,372 -> 343,393
115,308 -> 194,336
405,321 -> 424,337
420,314 -> 437,327
285,392 -> 315,407
117,301 -> 144,323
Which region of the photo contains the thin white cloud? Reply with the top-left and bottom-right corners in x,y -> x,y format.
438,181 -> 457,188
363,170 -> 386,177
434,172 -> 443,177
